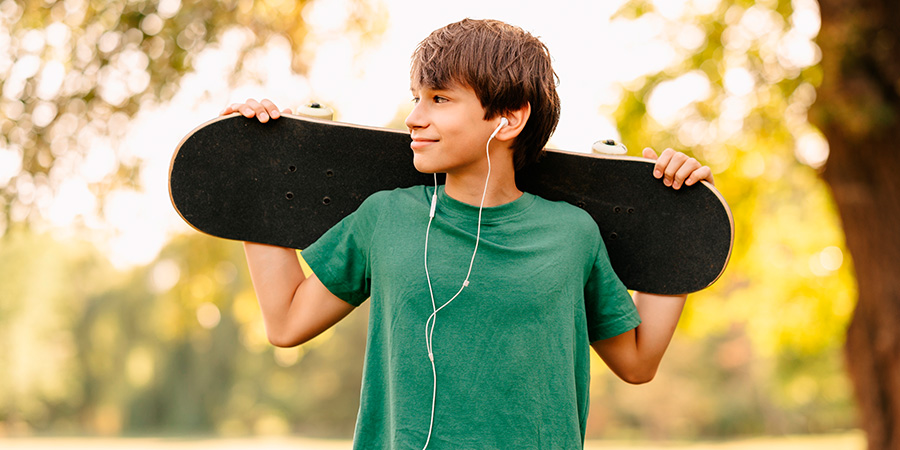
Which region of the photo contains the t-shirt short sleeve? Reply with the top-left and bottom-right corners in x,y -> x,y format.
301,192 -> 386,306
584,236 -> 642,342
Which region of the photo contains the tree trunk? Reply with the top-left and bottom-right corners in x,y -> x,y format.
810,1 -> 900,449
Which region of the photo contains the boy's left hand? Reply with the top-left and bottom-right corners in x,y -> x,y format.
643,148 -> 714,189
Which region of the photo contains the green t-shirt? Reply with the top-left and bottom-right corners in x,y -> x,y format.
302,185 -> 640,449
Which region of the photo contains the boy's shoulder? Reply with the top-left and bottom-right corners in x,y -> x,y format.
529,194 -> 598,229
361,185 -> 429,209
351,186 -> 431,222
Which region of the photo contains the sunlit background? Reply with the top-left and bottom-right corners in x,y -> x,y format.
0,0 -> 863,448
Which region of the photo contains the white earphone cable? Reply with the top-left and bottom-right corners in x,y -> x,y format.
421,120 -> 502,450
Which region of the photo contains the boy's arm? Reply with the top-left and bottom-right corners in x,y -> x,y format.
592,147 -> 713,384
244,242 -> 354,347
224,99 -> 355,347
591,293 -> 686,384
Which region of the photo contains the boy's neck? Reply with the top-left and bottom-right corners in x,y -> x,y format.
443,156 -> 522,207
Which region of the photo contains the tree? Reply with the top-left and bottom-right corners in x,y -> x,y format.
604,0 -> 857,438
809,0 -> 900,448
0,0 -> 385,235
611,0 -> 899,446
0,0 -> 383,436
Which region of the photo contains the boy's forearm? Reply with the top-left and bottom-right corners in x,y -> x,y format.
243,242 -> 306,337
591,291 -> 686,384
631,291 -> 686,371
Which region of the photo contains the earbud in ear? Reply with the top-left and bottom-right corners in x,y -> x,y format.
489,117 -> 508,140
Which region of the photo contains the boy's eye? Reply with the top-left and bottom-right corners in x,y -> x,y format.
410,94 -> 447,104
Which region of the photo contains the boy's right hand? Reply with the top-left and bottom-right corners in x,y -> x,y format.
221,98 -> 291,123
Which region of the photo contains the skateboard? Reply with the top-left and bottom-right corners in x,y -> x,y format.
169,113 -> 734,295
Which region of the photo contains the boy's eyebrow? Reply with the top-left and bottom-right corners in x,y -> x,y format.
410,86 -> 447,96
412,84 -> 461,94
411,78 -> 462,92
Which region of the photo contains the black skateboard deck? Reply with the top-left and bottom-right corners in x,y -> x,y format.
169,114 -> 734,295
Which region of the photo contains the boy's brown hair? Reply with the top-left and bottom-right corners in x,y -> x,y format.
411,18 -> 561,170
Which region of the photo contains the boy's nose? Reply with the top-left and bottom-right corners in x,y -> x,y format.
405,104 -> 426,131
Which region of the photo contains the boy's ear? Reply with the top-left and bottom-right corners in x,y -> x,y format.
495,103 -> 531,142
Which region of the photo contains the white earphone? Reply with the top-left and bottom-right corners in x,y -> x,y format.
421,116 -> 507,449
494,117 -> 508,136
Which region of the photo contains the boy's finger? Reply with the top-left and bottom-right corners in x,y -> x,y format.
662,152 -> 690,187
685,166 -> 714,186
672,158 -> 700,189
653,148 -> 674,179
261,98 -> 280,119
237,99 -> 258,118
221,104 -> 239,115
658,149 -> 683,185
244,98 -> 271,123
642,147 -> 658,161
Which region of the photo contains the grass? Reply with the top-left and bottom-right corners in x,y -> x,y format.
584,432 -> 863,449
0,432 -> 864,449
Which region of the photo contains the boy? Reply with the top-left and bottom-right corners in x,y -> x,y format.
223,19 -> 713,449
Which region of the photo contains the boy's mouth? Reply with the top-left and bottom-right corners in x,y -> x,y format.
410,137 -> 438,151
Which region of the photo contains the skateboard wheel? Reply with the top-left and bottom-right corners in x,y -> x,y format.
592,139 -> 627,155
296,102 -> 334,120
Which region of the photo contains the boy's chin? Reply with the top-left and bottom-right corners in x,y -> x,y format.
412,156 -> 443,174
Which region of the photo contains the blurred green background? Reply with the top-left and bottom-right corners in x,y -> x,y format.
0,0 -> 866,446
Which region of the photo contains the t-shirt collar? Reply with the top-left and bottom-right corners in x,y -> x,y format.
434,185 -> 535,223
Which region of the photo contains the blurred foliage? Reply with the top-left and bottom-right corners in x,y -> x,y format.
0,229 -> 368,437
0,0 -> 859,442
583,0 -> 856,439
0,0 -> 386,235
1,0 -> 382,438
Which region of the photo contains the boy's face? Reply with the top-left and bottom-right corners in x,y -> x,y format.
405,83 -> 500,176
